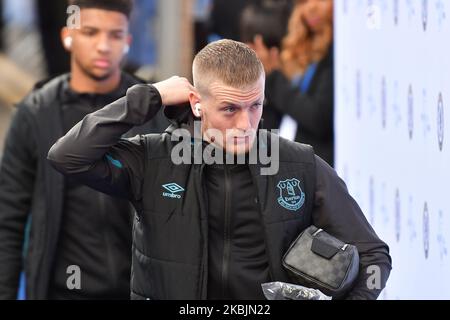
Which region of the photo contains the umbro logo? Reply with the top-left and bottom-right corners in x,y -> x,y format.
162,183 -> 185,199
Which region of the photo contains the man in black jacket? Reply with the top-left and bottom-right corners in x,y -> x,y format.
48,39 -> 392,300
0,0 -> 168,300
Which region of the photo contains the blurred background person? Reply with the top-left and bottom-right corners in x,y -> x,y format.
252,0 -> 335,166
192,0 -> 211,55
0,0 -> 4,50
36,0 -> 71,77
240,0 -> 292,132
0,0 -> 168,300
208,0 -> 251,41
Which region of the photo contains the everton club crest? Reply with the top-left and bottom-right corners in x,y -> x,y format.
277,178 -> 305,212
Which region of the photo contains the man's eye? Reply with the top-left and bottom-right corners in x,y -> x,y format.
83,30 -> 96,36
251,103 -> 262,110
224,106 -> 237,113
112,33 -> 125,40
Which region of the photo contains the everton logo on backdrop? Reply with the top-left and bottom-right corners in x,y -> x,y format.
437,210 -> 447,260
394,0 -> 399,25
423,202 -> 430,259
437,92 -> 444,151
356,70 -> 362,119
369,176 -> 375,225
422,0 -> 428,31
277,178 -> 305,212
395,188 -> 401,242
381,76 -> 387,129
408,84 -> 414,140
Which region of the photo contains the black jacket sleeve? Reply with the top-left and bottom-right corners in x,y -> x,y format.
265,66 -> 334,139
312,156 -> 392,300
0,105 -> 37,299
47,84 -> 163,202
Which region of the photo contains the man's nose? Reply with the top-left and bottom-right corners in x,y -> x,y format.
96,34 -> 111,53
236,110 -> 252,132
305,0 -> 318,13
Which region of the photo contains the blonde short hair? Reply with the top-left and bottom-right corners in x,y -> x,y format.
193,39 -> 264,96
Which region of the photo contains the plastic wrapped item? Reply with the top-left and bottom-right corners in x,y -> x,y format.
262,282 -> 332,300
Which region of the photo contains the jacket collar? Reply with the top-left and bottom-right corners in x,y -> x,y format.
59,72 -> 140,104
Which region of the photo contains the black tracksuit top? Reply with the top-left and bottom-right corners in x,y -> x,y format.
48,84 -> 392,300
206,162 -> 270,299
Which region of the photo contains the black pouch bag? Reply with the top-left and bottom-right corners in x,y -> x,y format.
282,225 -> 360,299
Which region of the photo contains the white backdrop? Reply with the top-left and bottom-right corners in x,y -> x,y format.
335,0 -> 449,299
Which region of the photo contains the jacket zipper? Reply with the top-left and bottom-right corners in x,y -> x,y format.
197,164 -> 209,299
251,175 -> 275,282
221,165 -> 232,298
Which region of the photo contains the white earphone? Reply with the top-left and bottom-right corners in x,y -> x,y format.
194,103 -> 202,117
64,36 -> 73,49
123,44 -> 130,55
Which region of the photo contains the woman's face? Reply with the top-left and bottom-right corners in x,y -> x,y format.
298,0 -> 333,33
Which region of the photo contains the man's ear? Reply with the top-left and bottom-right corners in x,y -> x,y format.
61,27 -> 72,52
124,34 -> 132,54
188,90 -> 202,118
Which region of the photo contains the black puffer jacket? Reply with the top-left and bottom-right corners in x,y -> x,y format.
0,74 -> 169,299
48,84 -> 392,300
